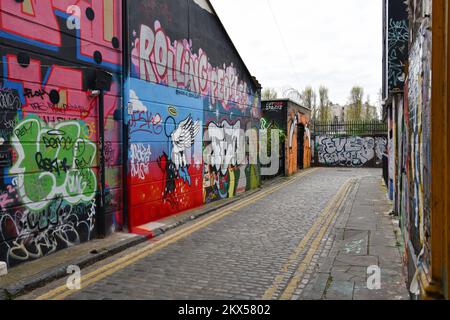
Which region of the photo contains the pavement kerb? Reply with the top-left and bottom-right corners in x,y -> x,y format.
1,169 -> 315,300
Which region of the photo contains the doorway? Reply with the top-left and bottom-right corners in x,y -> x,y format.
297,124 -> 305,169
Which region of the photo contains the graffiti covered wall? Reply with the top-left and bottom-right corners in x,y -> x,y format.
387,0 -> 409,92
126,0 -> 261,230
261,100 -> 311,178
315,136 -> 387,168
0,0 -> 123,267
400,1 -> 432,278
260,101 -> 286,178
286,102 -> 310,175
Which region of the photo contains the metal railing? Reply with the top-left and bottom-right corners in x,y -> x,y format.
311,120 -> 388,136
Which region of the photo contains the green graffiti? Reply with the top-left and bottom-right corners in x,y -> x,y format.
10,116 -> 97,211
260,118 -> 286,160
260,117 -> 286,142
247,164 -> 261,190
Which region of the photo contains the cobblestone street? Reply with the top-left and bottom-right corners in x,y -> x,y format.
19,168 -> 409,300
1,0 -> 449,306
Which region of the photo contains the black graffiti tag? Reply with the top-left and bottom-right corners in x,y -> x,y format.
0,88 -> 21,111
35,152 -> 70,176
43,136 -> 74,150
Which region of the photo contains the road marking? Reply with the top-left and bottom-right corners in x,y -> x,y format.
279,179 -> 355,300
262,178 -> 354,300
36,168 -> 319,300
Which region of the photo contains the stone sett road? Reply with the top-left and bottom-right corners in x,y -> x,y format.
20,168 -> 407,300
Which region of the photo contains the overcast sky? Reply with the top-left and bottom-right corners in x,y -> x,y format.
209,0 -> 382,106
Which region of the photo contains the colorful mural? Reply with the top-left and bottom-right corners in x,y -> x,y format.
403,17 -> 432,272
384,0 -> 433,292
0,0 -> 123,267
126,80 -> 204,228
125,0 -> 261,231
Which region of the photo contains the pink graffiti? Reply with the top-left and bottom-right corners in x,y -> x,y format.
132,20 -> 249,111
0,185 -> 17,211
0,0 -> 122,66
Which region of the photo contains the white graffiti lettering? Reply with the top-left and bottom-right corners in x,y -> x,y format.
130,143 -> 152,180
317,136 -> 378,167
204,120 -> 245,175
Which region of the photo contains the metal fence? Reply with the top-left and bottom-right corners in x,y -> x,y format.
311,120 -> 388,137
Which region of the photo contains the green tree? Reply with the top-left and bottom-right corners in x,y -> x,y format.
346,86 -> 364,121
318,85 -> 332,122
364,95 -> 378,121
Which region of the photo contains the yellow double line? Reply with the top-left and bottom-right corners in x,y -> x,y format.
262,178 -> 355,300
36,168 -> 319,300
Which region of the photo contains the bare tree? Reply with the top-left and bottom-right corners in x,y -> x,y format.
283,87 -> 302,104
262,88 -> 278,100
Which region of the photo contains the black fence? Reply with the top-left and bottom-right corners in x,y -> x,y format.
311,120 -> 388,137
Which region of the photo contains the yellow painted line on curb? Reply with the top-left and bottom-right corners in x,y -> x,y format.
279,179 -> 355,300
36,168 -> 319,300
262,178 -> 353,300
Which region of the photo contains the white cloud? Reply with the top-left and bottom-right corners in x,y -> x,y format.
129,89 -> 147,112
209,0 -> 382,106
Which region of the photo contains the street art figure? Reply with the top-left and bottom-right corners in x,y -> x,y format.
171,115 -> 200,185
156,114 -> 201,207
157,152 -> 179,204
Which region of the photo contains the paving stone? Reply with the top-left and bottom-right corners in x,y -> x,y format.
324,280 -> 355,300
353,282 -> 410,300
341,231 -> 369,255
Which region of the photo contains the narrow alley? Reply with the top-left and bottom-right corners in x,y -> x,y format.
1,0 -> 450,307
17,168 -> 408,300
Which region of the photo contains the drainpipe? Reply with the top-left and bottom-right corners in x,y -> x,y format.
97,89 -> 107,237
121,0 -> 130,232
